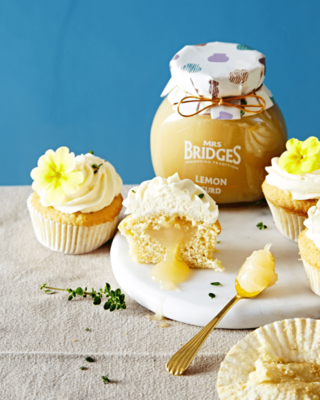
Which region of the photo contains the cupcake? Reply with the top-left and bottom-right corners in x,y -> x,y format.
217,318 -> 320,400
119,173 -> 222,290
28,147 -> 123,254
262,137 -> 320,241
298,201 -> 320,295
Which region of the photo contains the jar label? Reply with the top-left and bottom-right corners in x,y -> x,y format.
183,140 -> 242,196
184,140 -> 241,165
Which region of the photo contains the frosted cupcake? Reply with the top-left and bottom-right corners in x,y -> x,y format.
262,137 -> 320,241
119,174 -> 222,290
298,201 -> 320,295
28,147 -> 123,254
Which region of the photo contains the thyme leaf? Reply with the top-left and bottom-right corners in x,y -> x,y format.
256,222 -> 267,230
101,375 -> 110,383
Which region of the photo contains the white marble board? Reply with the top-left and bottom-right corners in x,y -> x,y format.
110,204 -> 320,328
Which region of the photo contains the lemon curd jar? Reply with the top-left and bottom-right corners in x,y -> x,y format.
151,42 -> 287,204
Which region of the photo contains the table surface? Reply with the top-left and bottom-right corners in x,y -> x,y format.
0,186 -> 252,400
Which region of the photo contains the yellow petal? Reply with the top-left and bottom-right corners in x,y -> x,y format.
60,171 -> 84,194
301,137 -> 320,156
43,149 -> 55,165
301,155 -> 320,173
37,154 -> 54,173
54,147 -> 75,173
278,152 -> 303,174
31,167 -> 51,191
32,180 -> 49,192
286,138 -> 301,153
44,181 -> 65,205
31,166 -> 42,181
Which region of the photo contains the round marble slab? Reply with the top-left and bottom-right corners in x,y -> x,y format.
110,204 -> 320,328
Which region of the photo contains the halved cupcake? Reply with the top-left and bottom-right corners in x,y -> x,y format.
262,137 -> 320,241
119,174 -> 222,290
28,147 -> 123,254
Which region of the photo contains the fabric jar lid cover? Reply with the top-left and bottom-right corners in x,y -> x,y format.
161,42 -> 274,120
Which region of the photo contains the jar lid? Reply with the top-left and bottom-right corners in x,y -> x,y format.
161,42 -> 274,120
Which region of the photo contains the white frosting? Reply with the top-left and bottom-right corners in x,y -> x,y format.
38,153 -> 122,213
123,173 -> 219,225
265,157 -> 320,200
304,201 -> 320,249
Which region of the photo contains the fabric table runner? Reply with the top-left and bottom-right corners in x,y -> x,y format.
0,186 -> 251,400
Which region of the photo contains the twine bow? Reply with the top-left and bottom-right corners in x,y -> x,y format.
174,87 -> 266,118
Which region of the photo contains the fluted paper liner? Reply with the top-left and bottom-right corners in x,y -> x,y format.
266,199 -> 306,241
301,259 -> 320,296
217,318 -> 320,400
27,196 -> 119,254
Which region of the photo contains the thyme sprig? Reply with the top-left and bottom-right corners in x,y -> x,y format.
40,283 -> 126,311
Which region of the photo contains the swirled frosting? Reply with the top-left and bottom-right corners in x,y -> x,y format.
304,201 -> 320,249
38,153 -> 122,213
123,173 -> 219,225
266,158 -> 320,200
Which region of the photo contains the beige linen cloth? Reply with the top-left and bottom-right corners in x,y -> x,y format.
0,186 -> 251,400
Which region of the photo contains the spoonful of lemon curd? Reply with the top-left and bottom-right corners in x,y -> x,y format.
166,244 -> 278,376
235,244 -> 278,297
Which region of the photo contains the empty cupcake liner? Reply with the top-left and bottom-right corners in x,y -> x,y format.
217,318 -> 320,400
301,259 -> 320,296
266,200 -> 306,242
27,196 -> 119,254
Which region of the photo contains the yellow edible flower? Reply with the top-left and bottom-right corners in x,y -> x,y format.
278,137 -> 320,175
31,147 -> 84,205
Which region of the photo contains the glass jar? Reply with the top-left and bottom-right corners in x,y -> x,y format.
151,98 -> 287,204
150,42 -> 287,204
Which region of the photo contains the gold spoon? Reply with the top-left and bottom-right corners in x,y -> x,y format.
166,281 -> 262,376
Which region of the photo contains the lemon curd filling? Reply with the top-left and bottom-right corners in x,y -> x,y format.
147,225 -> 197,290
235,244 -> 278,297
147,298 -> 170,327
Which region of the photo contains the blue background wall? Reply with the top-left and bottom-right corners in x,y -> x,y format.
1,0 -> 319,185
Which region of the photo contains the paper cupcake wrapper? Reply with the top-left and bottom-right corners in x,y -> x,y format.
27,196 -> 119,254
217,318 -> 320,400
301,259 -> 320,296
266,199 -> 306,242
